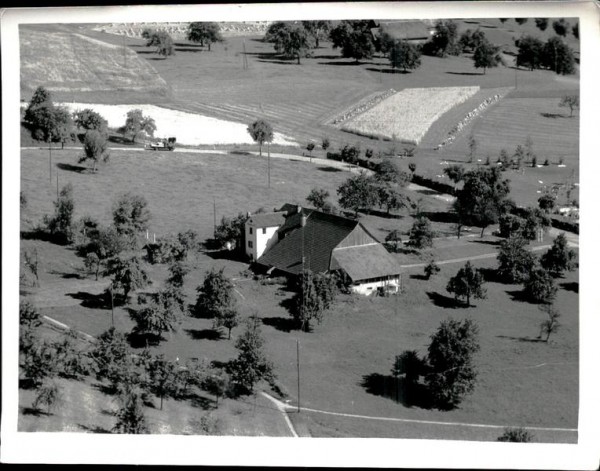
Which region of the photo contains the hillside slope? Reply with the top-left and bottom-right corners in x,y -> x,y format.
20,25 -> 170,103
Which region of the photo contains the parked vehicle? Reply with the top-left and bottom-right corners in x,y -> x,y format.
146,137 -> 176,151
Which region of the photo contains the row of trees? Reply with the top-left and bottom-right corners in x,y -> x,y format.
516,35 -> 576,75
141,22 -> 225,58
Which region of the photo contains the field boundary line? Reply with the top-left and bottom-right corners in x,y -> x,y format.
260,392 -> 299,438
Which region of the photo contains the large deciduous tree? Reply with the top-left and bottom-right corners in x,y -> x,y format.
387,39 -> 422,73
124,109 -> 156,143
267,22 -> 315,64
112,192 -> 151,245
523,266 -> 557,304
473,39 -> 502,74
425,318 -> 480,410
329,20 -> 376,62
306,188 -> 330,210
247,119 -> 273,157
516,35 -> 544,71
407,216 -> 434,249
540,233 -> 577,277
145,30 -> 175,57
559,95 -> 579,117
79,130 -> 110,172
301,20 -> 332,48
542,36 -> 576,75
423,20 -> 460,57
105,256 -> 150,302
187,22 -> 224,51
496,235 -> 536,283
291,270 -> 337,332
73,108 -> 108,135
337,172 -> 379,218
44,183 -> 75,244
193,268 -> 235,320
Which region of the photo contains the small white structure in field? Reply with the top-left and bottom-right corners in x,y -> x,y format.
245,211 -> 286,261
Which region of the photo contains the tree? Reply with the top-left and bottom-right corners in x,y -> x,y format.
213,213 -> 248,250
23,249 -> 40,287
306,187 -> 330,210
89,327 -> 132,392
521,207 -> 551,241
193,268 -> 235,320
229,317 -> 274,394
130,298 -> 180,343
105,256 -> 150,301
425,318 -> 480,409
201,367 -> 229,405
187,22 -> 224,51
392,350 -> 426,385
377,185 -> 408,215
124,109 -> 156,143
329,20 -> 375,62
516,35 -> 544,71
79,130 -> 110,172
534,18 -> 548,31
444,164 -> 465,187
80,225 -> 125,276
113,388 -> 147,434
473,39 -> 502,74
52,106 -> 75,149
423,20 -> 460,57
247,119 -> 273,157
145,354 -> 179,410
523,266 -> 557,304
467,134 -> 478,162
424,260 -> 440,280
145,30 -> 175,57
572,22 -> 579,39
306,142 -> 315,159
32,381 -> 62,414
387,39 -> 422,72
542,36 -> 576,75
407,216 -> 434,249
459,29 -> 486,53
112,192 -> 151,245
301,20 -> 332,48
321,137 -> 330,151
498,427 -> 534,442
20,300 -> 41,354
446,261 -> 486,307
268,23 -> 315,64
408,162 -> 416,175
291,270 -> 337,332
552,18 -> 570,37
559,95 -> 579,117
337,172 -> 379,217
515,18 -> 528,25
375,159 -> 410,185
21,341 -> 57,388
540,233 -> 577,277
497,235 -> 536,283
73,108 -> 109,135
539,304 -> 561,342
538,193 -> 556,213
385,229 -> 403,251
453,167 -> 511,237
44,183 -> 75,244
215,308 -> 240,340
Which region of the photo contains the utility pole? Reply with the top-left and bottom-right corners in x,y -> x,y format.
267,142 -> 271,188
213,197 -> 217,238
297,339 -> 301,413
48,141 -> 52,183
56,173 -> 59,201
110,282 -> 114,328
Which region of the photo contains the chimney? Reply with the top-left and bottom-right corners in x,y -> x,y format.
296,205 -> 302,214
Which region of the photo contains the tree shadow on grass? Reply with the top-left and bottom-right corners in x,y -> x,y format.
360,373 -> 433,409
77,423 -> 112,433
21,407 -> 49,417
185,328 -> 222,341
421,211 -> 458,224
446,71 -> 484,76
318,60 -> 367,66
506,289 -> 535,304
49,269 -> 85,280
20,229 -> 54,243
56,163 -> 88,173
127,331 -> 163,349
478,268 -> 506,284
541,112 -> 566,119
174,47 -> 204,53
317,166 -> 343,172
66,291 -> 111,310
256,59 -> 300,66
496,334 -> 545,343
426,291 -> 463,309
261,316 -> 296,333
365,67 -> 411,74
190,394 -> 215,411
560,282 -> 578,293
468,238 -> 501,247
91,382 -> 118,396
410,274 -> 429,281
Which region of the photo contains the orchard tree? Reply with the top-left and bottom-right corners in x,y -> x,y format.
306,187 -> 330,209
113,388 -> 147,434
539,304 -> 561,342
193,268 -> 235,320
385,229 -> 403,251
80,225 -> 125,277
329,20 -> 376,62
516,35 -> 544,71
291,270 -> 337,332
407,216 -> 434,249
424,260 -> 441,280
24,87 -> 73,146
375,159 -> 410,185
552,18 -> 570,37
446,261 -> 487,307
215,308 -> 240,340
268,23 -> 315,64
444,164 -> 465,187
453,167 -> 512,237
388,39 -> 422,72
89,327 -> 132,392
201,368 -> 229,405
145,30 -> 175,57
521,207 -> 551,241
321,137 -> 330,151
473,39 -> 502,74
538,194 -> 556,213
515,18 -> 528,25
32,381 -> 62,415
44,183 -> 75,244
73,108 -> 108,135
145,354 -> 179,410
559,95 -> 579,117
247,119 -> 273,157
306,142 -> 315,158
213,213 -> 248,250
572,23 -> 579,39
423,20 -> 460,57
187,22 -> 224,51
534,18 -> 548,31
124,109 -> 156,143
112,192 -> 151,245
523,266 -> 557,304
79,130 -> 110,172
540,233 -> 577,277
337,172 -> 379,218
105,256 -> 150,301
496,235 -> 536,283
377,185 -> 407,215
130,299 -> 180,343
425,318 -> 480,410
229,316 -> 274,394
301,20 -> 332,48
459,29 -> 486,53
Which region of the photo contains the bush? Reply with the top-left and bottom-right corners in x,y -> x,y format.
407,216 -> 434,249
498,427 -> 534,442
523,266 -> 557,304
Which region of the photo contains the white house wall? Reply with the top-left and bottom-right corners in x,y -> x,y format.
350,277 -> 400,296
246,224 -> 280,261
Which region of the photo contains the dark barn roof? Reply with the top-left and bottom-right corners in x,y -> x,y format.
256,210 -> 358,276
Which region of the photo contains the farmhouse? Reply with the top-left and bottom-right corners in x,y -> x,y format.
373,20 -> 436,44
246,205 -> 402,295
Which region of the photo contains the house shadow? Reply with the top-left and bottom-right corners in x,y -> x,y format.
56,163 -> 88,174
360,373 -> 433,409
560,282 -> 578,293
261,316 -> 296,333
185,328 -> 222,341
426,291 -> 463,309
66,291 -> 111,309
496,334 -> 545,343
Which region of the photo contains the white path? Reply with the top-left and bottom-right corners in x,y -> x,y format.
260,392 -> 299,438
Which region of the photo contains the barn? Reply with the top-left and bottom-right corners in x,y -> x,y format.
247,205 -> 402,295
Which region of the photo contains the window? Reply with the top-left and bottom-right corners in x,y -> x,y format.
262,228 -> 267,234
248,241 -> 253,248
249,227 -> 253,235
